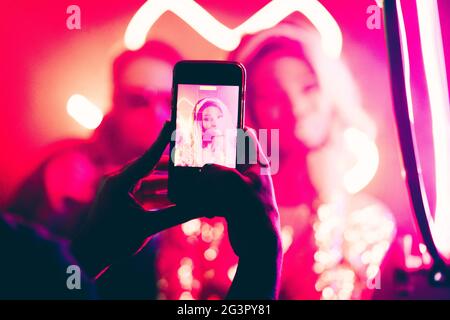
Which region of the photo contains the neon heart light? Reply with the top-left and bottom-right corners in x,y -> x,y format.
68,0 -> 343,129
124,0 -> 343,58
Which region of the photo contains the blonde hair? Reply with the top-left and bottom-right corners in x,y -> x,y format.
176,97 -> 236,167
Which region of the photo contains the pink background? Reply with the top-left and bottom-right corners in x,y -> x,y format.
1,0 -> 449,238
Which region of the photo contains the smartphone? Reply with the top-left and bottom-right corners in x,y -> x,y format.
168,60 -> 246,203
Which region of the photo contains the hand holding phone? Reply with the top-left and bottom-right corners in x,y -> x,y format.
168,60 -> 246,202
71,122 -> 201,278
194,127 -> 282,299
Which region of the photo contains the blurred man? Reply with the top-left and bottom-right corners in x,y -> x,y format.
8,40 -> 182,299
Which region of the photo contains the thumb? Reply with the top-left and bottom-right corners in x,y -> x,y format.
114,121 -> 174,191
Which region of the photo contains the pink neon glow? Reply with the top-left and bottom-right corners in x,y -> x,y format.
396,0 -> 450,260
416,0 -> 450,259
343,128 -> 379,194
396,1 -> 416,125
124,0 -> 343,58
375,0 -> 383,8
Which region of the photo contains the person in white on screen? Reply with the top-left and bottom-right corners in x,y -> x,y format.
178,97 -> 235,168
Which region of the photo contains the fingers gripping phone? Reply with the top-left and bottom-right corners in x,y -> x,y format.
168,61 -> 246,202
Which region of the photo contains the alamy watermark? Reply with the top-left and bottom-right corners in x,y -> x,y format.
170,128 -> 280,175
366,2 -> 383,30
66,265 -> 81,290
66,5 -> 81,30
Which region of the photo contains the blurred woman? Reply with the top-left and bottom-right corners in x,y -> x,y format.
229,24 -> 396,300
156,23 -> 395,300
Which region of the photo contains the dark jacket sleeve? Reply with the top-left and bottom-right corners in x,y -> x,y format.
0,213 -> 97,299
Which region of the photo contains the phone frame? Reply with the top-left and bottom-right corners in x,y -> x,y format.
168,60 -> 246,203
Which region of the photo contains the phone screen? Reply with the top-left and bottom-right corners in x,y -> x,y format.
173,84 -> 240,168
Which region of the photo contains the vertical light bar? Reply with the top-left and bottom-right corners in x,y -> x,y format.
416,0 -> 450,259
396,0 -> 415,125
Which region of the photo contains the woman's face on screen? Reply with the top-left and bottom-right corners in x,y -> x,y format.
201,106 -> 225,137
